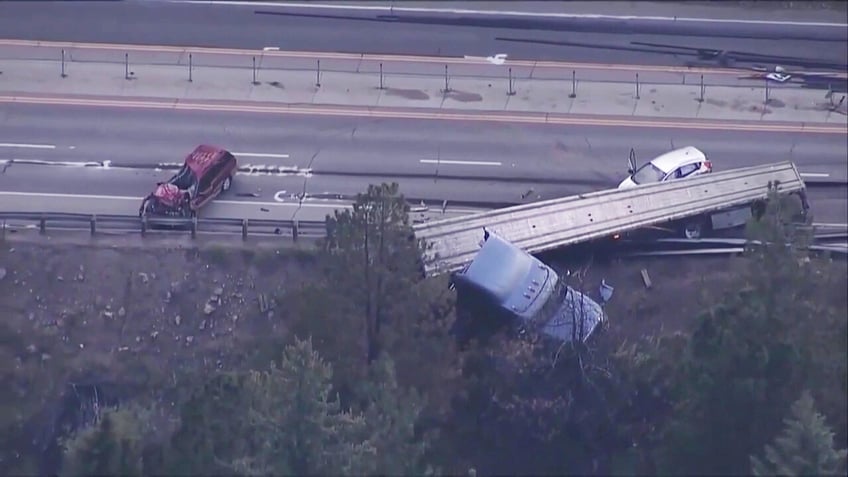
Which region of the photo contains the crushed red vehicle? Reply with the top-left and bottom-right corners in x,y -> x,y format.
139,145 -> 237,218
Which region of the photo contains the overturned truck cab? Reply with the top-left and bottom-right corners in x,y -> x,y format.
451,230 -> 605,344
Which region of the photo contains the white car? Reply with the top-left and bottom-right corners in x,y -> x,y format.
618,146 -> 712,189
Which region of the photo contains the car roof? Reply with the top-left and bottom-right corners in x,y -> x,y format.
649,146 -> 707,173
185,145 -> 232,177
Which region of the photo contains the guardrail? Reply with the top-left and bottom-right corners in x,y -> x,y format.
0,212 -> 327,240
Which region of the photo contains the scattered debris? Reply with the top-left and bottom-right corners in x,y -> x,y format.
203,301 -> 216,315
174,315 -> 182,326
199,320 -> 207,331
599,279 -> 614,304
640,268 -> 653,289
26,344 -> 37,354
139,272 -> 150,284
258,293 -> 275,313
0,267 -> 7,281
117,307 -> 126,318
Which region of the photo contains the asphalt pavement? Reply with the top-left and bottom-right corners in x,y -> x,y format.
0,1 -> 845,69
1,104 -> 845,221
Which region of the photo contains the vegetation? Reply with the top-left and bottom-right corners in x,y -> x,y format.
3,182 -> 846,475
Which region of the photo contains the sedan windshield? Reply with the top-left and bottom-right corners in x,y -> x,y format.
631,162 -> 666,185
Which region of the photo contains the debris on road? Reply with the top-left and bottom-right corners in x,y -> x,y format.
641,268 -> 653,289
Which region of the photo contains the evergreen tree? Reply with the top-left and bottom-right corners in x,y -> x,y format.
358,354 -> 432,475
751,391 -> 848,476
61,408 -> 143,477
232,337 -> 376,476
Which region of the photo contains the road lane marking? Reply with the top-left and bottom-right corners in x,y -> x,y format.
0,190 -> 351,209
0,142 -> 56,149
420,159 -> 502,166
801,172 -> 831,178
1,95 -> 844,134
232,152 -> 290,158
171,1 -> 848,27
0,39 -> 771,76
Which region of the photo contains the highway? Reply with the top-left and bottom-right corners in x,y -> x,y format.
0,1 -> 845,69
1,103 -> 845,222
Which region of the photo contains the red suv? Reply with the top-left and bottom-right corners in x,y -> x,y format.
140,145 -> 237,218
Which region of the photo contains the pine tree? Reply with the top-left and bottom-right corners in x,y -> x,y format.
751,391 -> 848,476
359,354 -> 432,475
61,408 -> 144,477
233,337 -> 377,476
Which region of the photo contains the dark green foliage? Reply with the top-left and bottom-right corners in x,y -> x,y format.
61,407 -> 144,477
751,391 -> 848,476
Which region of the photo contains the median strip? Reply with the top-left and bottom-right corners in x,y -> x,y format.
1,95 -> 843,134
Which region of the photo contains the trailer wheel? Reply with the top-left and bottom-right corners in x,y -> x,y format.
684,221 -> 703,239
222,176 -> 232,192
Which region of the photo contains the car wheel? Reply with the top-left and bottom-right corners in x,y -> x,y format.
222,176 -> 232,192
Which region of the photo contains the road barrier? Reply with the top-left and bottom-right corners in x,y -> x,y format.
0,212 -> 327,241
4,40 -> 845,106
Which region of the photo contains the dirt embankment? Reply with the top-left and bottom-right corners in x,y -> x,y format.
1,238 -> 845,473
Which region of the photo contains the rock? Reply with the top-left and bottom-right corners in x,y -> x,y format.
0,267 -> 6,281
76,273 -> 84,282
41,353 -> 51,362
185,336 -> 194,345
135,336 -> 142,343
164,291 -> 172,304
117,307 -> 126,318
26,344 -> 37,354
170,281 -> 181,294
203,302 -> 216,315
213,286 -> 224,296
139,272 -> 149,284
57,275 -> 64,282
174,315 -> 182,326
150,330 -> 159,340
199,320 -> 207,331
232,314 -> 239,323
103,311 -> 114,319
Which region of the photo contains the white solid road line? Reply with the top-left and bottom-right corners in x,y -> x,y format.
171,1 -> 848,28
0,191 -> 350,209
232,152 -> 290,159
420,159 -> 502,166
0,142 -> 56,149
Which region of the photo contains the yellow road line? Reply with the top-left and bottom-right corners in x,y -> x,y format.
0,94 -> 844,134
0,38 -> 754,75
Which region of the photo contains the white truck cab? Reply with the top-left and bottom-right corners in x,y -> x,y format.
618,146 -> 712,189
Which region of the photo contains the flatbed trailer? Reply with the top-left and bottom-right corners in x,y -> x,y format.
414,161 -> 808,276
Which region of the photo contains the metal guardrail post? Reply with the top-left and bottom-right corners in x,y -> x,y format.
379,62 -> 385,90
507,67 -> 516,96
698,74 -> 705,103
61,49 -> 67,78
242,219 -> 248,240
252,56 -> 259,85
316,60 -> 321,87
90,215 -> 96,235
764,78 -> 770,104
39,215 -> 46,235
569,70 -> 576,98
292,220 -> 299,242
442,65 -> 451,93
191,217 -> 197,238
188,53 -> 193,82
124,53 -> 130,80
635,73 -> 640,100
